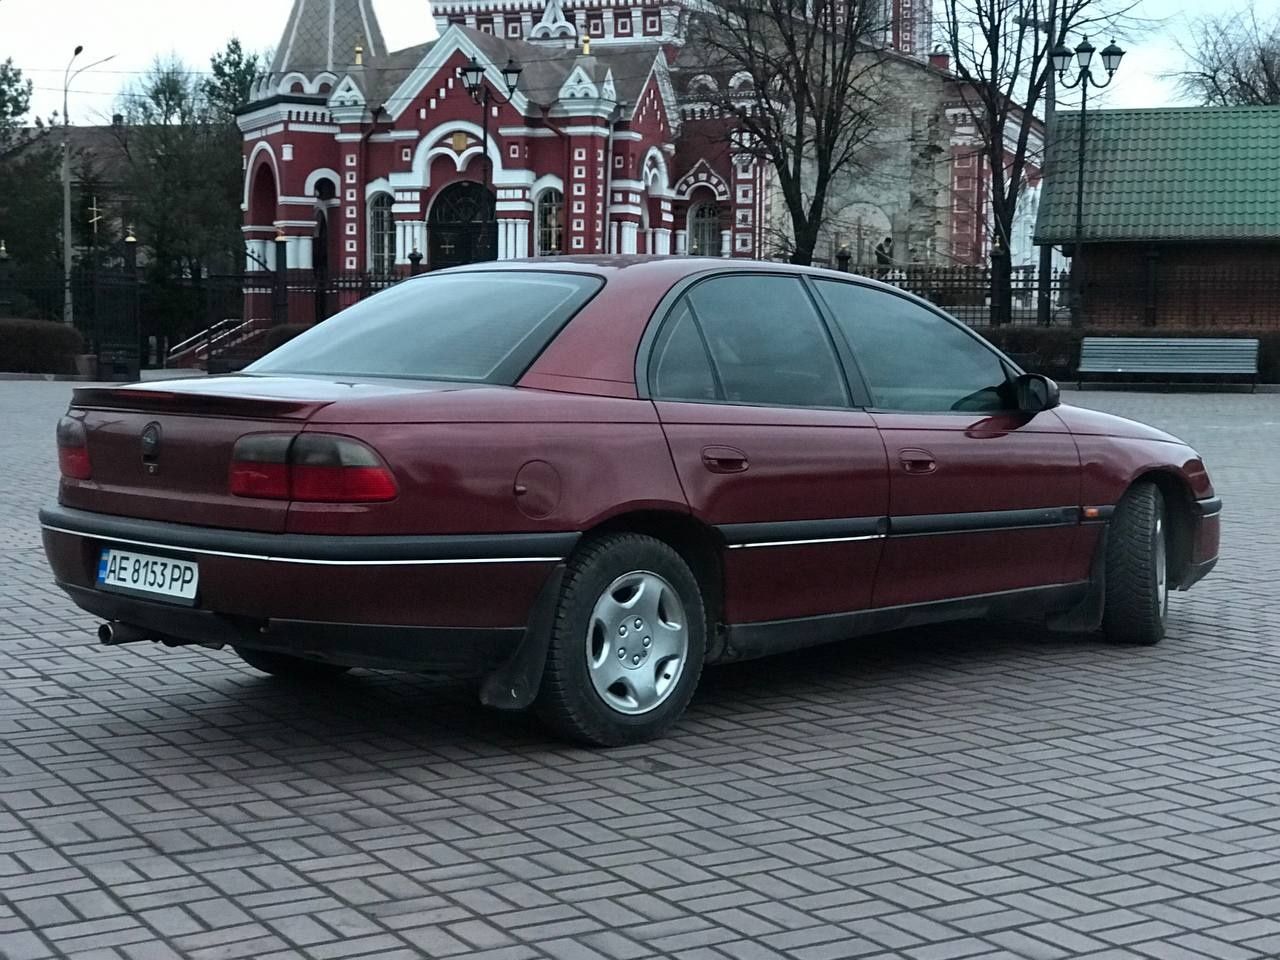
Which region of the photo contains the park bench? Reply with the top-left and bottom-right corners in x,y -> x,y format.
1077,337 -> 1259,391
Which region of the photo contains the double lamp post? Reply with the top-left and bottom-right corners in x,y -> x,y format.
1050,35 -> 1125,322
460,55 -> 523,261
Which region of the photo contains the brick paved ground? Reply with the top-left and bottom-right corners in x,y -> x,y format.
2,381 -> 1279,960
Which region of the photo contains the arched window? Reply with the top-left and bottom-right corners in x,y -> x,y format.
369,194 -> 395,274
688,201 -> 721,256
537,189 -> 564,256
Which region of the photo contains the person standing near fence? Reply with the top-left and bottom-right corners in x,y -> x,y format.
874,236 -> 894,275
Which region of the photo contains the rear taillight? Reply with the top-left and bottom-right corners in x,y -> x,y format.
228,434 -> 292,499
289,435 -> 400,502
57,416 -> 92,480
229,434 -> 397,502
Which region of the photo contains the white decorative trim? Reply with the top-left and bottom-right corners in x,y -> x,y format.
362,178 -> 393,206
499,126 -> 559,138
688,73 -> 718,96
304,168 -> 342,198
529,0 -> 576,40
641,145 -> 672,198
531,173 -> 566,200
328,74 -> 366,109
368,130 -> 422,142
674,158 -> 731,202
243,142 -> 280,212
410,119 -> 535,188
384,27 -> 532,122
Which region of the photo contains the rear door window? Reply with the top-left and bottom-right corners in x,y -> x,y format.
651,275 -> 850,408
248,272 -> 601,384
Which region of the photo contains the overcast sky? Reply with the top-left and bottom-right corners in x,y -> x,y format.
0,0 -> 1242,124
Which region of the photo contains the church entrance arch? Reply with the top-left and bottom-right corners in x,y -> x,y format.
428,181 -> 497,270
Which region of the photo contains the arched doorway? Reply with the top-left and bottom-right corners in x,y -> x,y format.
428,182 -> 497,270
688,200 -> 721,256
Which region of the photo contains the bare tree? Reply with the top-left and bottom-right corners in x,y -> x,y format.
687,0 -> 887,265
941,0 -> 1126,324
1174,4 -> 1280,106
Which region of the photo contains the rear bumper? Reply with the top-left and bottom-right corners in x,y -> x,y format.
40,503 -> 578,672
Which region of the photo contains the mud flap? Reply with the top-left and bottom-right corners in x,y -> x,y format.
1046,527 -> 1107,633
478,564 -> 565,711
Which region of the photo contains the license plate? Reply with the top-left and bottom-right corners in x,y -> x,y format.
97,549 -> 199,605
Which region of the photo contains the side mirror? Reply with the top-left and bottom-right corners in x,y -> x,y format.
1015,373 -> 1060,414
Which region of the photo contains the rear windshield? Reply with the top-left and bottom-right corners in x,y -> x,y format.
247,271 -> 602,383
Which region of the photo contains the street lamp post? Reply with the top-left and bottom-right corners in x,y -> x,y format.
460,56 -> 523,262
1053,36 -> 1125,325
62,46 -> 116,328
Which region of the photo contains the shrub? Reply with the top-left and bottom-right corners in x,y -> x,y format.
261,323 -> 311,352
0,318 -> 85,374
976,327 -> 1083,381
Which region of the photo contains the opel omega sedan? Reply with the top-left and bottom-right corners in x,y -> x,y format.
41,258 -> 1221,745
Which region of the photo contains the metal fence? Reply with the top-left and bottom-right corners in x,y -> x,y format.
859,264 -> 1073,327
3,257 -> 1275,373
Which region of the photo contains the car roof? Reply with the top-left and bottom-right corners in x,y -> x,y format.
440,255 -> 905,292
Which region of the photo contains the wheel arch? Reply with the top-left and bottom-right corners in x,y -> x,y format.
579,509 -> 727,656
1129,468 -> 1196,588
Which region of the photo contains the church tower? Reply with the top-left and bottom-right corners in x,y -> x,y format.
267,0 -> 387,87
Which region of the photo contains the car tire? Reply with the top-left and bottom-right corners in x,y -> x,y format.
235,646 -> 353,679
535,533 -> 706,747
1102,482 -> 1168,646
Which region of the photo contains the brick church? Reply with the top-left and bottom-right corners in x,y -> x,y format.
238,0 -> 1001,276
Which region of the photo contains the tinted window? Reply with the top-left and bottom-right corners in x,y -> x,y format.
651,301 -> 717,401
814,281 -> 1011,412
248,272 -> 600,383
663,275 -> 848,408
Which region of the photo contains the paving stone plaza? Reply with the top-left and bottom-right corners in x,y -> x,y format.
3,382 -> 1279,960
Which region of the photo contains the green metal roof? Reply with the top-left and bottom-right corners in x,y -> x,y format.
1034,106 -> 1280,244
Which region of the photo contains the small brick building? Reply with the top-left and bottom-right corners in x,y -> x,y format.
1035,106 -> 1280,330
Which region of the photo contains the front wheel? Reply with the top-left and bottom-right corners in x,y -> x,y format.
1102,482 -> 1168,645
535,534 -> 706,746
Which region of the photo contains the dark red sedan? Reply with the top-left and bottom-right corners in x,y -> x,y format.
42,258 -> 1220,745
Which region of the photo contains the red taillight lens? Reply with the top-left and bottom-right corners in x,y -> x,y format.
57,417 -> 92,480
229,434 -> 293,499
229,433 -> 397,503
290,435 -> 398,502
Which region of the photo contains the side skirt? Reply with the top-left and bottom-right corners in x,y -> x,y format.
716,581 -> 1091,664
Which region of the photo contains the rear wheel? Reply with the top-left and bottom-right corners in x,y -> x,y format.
535,533 -> 706,746
1102,482 -> 1168,645
235,646 -> 352,679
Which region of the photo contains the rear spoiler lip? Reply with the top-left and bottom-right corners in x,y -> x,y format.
70,386 -> 332,420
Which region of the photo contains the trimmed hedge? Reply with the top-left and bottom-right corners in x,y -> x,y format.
0,318 -> 85,374
977,327 -> 1280,384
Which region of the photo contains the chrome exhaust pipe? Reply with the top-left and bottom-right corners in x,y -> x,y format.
98,622 -> 152,645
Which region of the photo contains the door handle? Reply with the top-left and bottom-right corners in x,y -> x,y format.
898,448 -> 937,475
702,446 -> 749,474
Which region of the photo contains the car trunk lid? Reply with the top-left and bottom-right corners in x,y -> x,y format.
60,376 -> 408,533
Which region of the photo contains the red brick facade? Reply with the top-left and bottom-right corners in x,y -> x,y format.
1082,243 -> 1280,330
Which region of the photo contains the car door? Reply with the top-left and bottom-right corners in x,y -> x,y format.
810,278 -> 1085,608
644,272 -> 889,627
